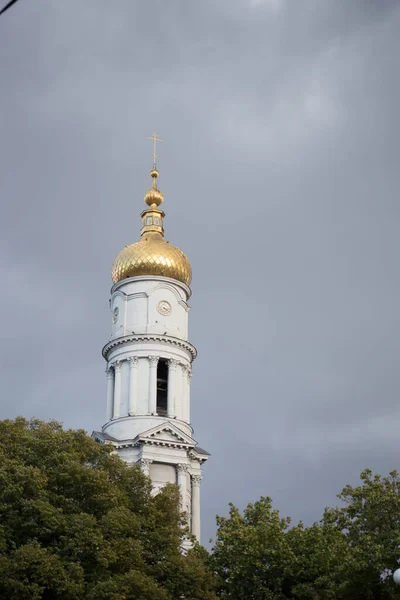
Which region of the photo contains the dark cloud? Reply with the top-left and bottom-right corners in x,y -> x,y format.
1,0 -> 400,544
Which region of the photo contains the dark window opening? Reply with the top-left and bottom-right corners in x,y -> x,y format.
157,359 -> 168,416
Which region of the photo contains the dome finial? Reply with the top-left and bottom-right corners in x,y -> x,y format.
112,135 -> 192,286
144,132 -> 164,208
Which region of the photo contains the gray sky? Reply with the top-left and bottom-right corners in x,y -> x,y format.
1,0 -> 400,545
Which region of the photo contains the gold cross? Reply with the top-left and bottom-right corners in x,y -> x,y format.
147,132 -> 163,168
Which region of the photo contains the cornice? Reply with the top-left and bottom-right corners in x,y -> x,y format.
102,414 -> 194,435
102,333 -> 197,361
111,275 -> 192,299
106,438 -> 193,451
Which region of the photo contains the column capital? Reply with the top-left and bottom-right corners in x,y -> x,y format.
177,463 -> 189,474
192,474 -> 202,486
106,366 -> 114,378
169,358 -> 179,370
114,360 -> 122,373
127,356 -> 139,366
149,356 -> 159,367
139,458 -> 153,469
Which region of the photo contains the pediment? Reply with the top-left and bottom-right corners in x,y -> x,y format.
137,422 -> 196,448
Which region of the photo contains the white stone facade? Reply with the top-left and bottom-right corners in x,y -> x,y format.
93,275 -> 208,543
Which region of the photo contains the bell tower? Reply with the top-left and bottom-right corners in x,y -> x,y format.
92,137 -> 208,543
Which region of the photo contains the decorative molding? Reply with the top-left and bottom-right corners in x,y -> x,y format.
137,423 -> 196,451
102,334 -> 197,361
146,426 -> 193,444
148,282 -> 190,312
139,458 -> 153,469
177,463 -> 189,474
192,475 -> 202,486
110,290 -> 128,302
188,449 -> 210,464
140,439 -> 191,449
111,275 -> 192,299
102,414 -> 194,433
99,436 -> 198,452
126,292 -> 148,300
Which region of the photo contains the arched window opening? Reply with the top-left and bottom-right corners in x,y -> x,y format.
157,359 -> 168,416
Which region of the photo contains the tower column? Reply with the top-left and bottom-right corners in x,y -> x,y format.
167,359 -> 178,418
177,463 -> 189,512
113,361 -> 122,419
106,366 -> 114,421
191,475 -> 202,542
128,356 -> 139,415
148,356 -> 159,415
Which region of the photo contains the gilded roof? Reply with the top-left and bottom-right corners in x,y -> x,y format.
111,165 -> 192,287
111,234 -> 192,286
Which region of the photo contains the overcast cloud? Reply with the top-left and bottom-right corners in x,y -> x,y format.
1,0 -> 400,545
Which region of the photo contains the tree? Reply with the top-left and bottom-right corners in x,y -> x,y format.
323,469 -> 400,599
210,470 -> 400,599
210,496 -> 295,599
0,418 -> 216,600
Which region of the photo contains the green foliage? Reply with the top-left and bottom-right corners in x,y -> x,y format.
4,417 -> 400,599
326,469 -> 400,599
0,418 -> 216,600
211,470 -> 400,599
211,497 -> 294,599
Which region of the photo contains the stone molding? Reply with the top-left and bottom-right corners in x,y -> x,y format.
102,333 -> 197,361
111,275 -> 192,300
139,458 -> 153,469
177,463 -> 189,474
127,356 -> 139,366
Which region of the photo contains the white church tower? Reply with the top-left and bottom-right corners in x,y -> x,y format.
93,137 -> 208,542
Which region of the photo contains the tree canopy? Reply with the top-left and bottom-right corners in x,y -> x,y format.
211,470 -> 400,599
0,418 -> 216,600
2,417 -> 400,600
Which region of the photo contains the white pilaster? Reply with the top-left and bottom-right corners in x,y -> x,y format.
113,361 -> 122,419
181,365 -> 187,422
148,356 -> 159,415
127,356 -> 139,416
185,366 -> 192,423
175,362 -> 184,420
167,359 -> 178,418
106,366 -> 114,421
139,458 -> 153,477
177,463 -> 189,512
191,475 -> 202,542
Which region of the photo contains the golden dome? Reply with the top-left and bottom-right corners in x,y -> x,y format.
112,234 -> 192,286
111,162 -> 192,287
